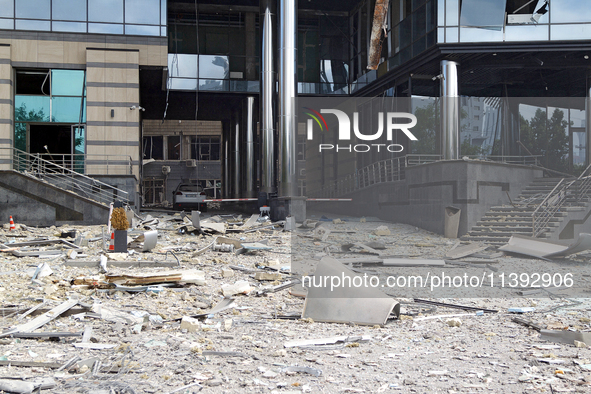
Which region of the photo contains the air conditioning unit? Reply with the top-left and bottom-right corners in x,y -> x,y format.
186,159 -> 197,167
161,166 -> 171,175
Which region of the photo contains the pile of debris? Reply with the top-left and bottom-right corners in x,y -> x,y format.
0,211 -> 589,393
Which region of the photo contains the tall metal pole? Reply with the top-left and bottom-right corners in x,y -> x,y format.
278,0 -> 297,197
441,60 -> 460,160
243,96 -> 256,198
260,0 -> 276,194
232,108 -> 241,198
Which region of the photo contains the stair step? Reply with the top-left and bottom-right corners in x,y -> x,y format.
478,218 -> 561,224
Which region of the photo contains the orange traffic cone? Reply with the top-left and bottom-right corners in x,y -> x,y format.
109,232 -> 115,251
9,216 -> 15,231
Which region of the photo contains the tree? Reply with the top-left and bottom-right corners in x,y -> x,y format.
410,101 -> 438,154
520,108 -> 569,173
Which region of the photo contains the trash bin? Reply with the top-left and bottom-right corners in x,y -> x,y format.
444,206 -> 461,238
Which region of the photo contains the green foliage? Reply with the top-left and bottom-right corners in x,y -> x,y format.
410,101 -> 438,154
460,138 -> 489,157
520,108 -> 570,173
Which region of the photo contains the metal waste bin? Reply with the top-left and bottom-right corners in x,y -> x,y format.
444,206 -> 461,238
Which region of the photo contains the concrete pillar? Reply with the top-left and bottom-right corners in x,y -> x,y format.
242,96 -> 256,198
278,0 -> 297,197
440,60 -> 460,160
260,0 -> 276,194
0,44 -> 12,170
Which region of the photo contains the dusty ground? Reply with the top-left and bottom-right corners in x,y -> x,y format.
0,210 -> 590,393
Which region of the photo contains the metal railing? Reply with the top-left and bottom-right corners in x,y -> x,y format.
308,154 -> 544,199
532,163 -> 591,237
2,147 -> 130,206
465,155 -> 542,166
12,152 -> 134,175
309,154 -> 442,198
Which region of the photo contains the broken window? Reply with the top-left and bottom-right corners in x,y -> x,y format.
506,0 -> 549,24
460,0 -> 507,30
167,136 -> 181,160
190,136 -> 220,161
143,136 -> 164,160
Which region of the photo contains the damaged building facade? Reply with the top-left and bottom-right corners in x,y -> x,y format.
0,0 -> 590,236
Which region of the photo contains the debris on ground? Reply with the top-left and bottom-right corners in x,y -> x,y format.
0,210 -> 590,393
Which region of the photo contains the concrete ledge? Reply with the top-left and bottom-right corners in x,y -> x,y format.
0,171 -> 110,226
308,160 -> 543,237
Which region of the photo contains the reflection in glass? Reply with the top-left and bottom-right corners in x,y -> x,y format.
446,0 -> 459,25
0,0 -> 13,18
14,123 -> 26,152
199,55 -> 229,79
445,27 -> 459,43
320,60 -> 349,93
125,25 -> 160,36
88,0 -> 123,23
198,79 -> 228,92
505,25 -> 549,41
460,0 -> 506,30
53,0 -> 86,21
125,0 -> 159,25
88,23 -> 124,34
52,21 -> 86,32
52,70 -> 85,97
551,24 -> 591,40
460,27 -> 504,42
52,97 -> 86,123
0,18 -> 13,29
15,96 -> 51,122
15,20 -> 50,31
552,0 -> 591,23
16,0 -> 50,19
169,78 -> 197,91
168,54 -> 197,78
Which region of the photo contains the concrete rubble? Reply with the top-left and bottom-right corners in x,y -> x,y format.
0,210 -> 590,393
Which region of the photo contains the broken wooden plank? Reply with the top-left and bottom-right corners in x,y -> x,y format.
105,269 -> 205,286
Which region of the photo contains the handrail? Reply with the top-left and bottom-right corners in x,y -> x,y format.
532,162 -> 591,237
5,147 -> 130,206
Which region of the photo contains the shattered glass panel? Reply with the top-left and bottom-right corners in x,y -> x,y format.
460,0 -> 507,30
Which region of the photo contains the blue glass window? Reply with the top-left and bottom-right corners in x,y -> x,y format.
16,0 -> 50,19
125,0 -> 159,25
52,97 -> 86,123
52,70 -> 85,97
88,0 -> 123,23
88,23 -> 124,35
15,20 -> 50,31
199,55 -> 229,79
14,96 -> 51,122
552,0 -> 591,23
53,0 -> 86,21
460,0 -> 507,30
0,0 -> 14,18
52,21 -> 87,33
125,25 -> 160,36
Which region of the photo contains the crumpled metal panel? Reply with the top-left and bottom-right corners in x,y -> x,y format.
302,257 -> 399,326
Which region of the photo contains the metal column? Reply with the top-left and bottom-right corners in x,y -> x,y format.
243,96 -> 256,198
222,122 -> 231,198
440,60 -> 460,160
260,0 -> 276,194
278,0 -> 297,197
232,108 -> 241,198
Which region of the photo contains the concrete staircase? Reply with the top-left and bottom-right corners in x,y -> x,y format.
462,177 -> 589,245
